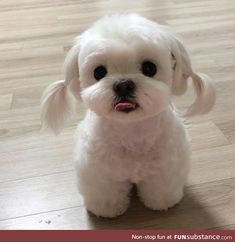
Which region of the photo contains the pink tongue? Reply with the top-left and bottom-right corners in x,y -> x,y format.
115,101 -> 135,111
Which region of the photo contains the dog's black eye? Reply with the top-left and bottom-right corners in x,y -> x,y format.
94,65 -> 107,81
141,61 -> 157,77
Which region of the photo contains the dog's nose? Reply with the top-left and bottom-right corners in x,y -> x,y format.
113,79 -> 136,96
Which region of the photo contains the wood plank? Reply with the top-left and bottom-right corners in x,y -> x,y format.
189,145 -> 235,185
0,94 -> 13,111
0,171 -> 82,220
0,129 -> 74,182
187,121 -> 230,151
216,120 -> 235,144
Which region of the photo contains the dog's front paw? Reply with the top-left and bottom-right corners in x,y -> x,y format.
143,191 -> 183,211
78,171 -> 132,218
138,187 -> 184,211
85,196 -> 130,218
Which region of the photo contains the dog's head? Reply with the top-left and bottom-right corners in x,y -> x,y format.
41,14 -> 216,133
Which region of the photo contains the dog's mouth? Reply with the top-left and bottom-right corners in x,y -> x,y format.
113,99 -> 138,113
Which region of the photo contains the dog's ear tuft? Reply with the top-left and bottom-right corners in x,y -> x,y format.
163,28 -> 216,116
40,43 -> 80,134
40,80 -> 75,134
185,72 -> 216,116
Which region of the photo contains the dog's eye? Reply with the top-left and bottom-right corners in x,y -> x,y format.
94,65 -> 107,81
141,61 -> 157,77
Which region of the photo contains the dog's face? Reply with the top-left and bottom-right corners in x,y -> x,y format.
41,14 -> 215,133
79,33 -> 172,122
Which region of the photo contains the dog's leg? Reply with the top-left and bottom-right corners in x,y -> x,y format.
78,170 -> 132,218
137,172 -> 187,211
136,118 -> 190,211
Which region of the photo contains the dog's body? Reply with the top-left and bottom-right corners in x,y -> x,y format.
41,14 -> 215,218
75,109 -> 190,217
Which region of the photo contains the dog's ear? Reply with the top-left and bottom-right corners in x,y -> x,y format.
40,43 -> 80,134
165,30 -> 216,116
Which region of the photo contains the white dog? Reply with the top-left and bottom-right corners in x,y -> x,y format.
41,14 -> 216,218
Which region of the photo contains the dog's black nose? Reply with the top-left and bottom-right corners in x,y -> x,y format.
113,79 -> 136,96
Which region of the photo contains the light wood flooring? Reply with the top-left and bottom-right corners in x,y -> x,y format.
0,0 -> 235,229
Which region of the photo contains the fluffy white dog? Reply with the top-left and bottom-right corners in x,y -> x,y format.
41,14 -> 216,218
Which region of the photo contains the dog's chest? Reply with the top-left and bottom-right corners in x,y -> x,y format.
105,143 -> 162,183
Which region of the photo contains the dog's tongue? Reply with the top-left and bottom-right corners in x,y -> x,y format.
114,101 -> 135,111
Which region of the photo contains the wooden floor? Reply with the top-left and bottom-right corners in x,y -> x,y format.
0,0 -> 235,230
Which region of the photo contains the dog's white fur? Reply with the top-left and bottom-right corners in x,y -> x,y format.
41,14 -> 216,218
